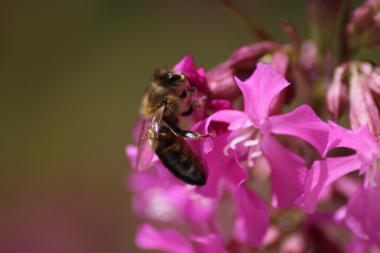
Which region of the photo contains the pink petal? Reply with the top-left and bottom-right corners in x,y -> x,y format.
326,65 -> 349,119
368,65 -> 380,95
135,224 -> 194,253
300,41 -> 319,75
128,171 -> 183,222
344,238 -> 371,253
128,169 -> 164,193
234,183 -> 269,248
264,104 -> 329,157
129,169 -> 216,223
173,54 -> 197,76
205,110 -> 250,133
197,133 -> 248,198
302,155 -> 362,213
327,122 -> 380,167
266,52 -> 289,115
195,157 -> 229,198
280,233 -> 306,253
192,234 -> 228,253
271,51 -> 289,75
261,135 -> 307,208
235,63 -> 290,126
126,145 -> 137,169
173,54 -> 208,92
346,184 -> 380,246
210,99 -> 233,111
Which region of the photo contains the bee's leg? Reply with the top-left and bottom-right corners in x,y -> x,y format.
163,118 -> 209,139
179,87 -> 196,99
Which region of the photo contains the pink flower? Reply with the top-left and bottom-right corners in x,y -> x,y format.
326,61 -> 380,137
206,63 -> 329,208
302,122 -> 380,213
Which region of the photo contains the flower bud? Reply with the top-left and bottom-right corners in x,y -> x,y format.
207,41 -> 279,99
366,63 -> 380,95
326,64 -> 349,119
347,0 -> 380,48
348,62 -> 380,137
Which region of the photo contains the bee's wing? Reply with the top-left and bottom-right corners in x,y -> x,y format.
135,105 -> 165,171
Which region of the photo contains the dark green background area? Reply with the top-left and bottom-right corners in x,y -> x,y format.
0,1 -> 307,252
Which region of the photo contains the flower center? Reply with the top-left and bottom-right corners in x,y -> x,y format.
223,127 -> 262,167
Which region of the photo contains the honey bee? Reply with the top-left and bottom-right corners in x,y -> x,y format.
135,68 -> 208,185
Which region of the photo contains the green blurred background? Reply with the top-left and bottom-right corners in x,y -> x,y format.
0,1 -> 307,252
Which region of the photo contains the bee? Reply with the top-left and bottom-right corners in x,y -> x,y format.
135,68 -> 208,185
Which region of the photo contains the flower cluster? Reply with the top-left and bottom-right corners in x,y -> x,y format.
126,1 -> 380,252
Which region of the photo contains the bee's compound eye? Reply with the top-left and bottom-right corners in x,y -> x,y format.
165,72 -> 185,86
169,73 -> 180,81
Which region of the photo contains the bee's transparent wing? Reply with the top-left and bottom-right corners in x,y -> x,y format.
135,105 -> 165,171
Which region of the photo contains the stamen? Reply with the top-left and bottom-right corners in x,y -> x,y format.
247,149 -> 262,168
223,129 -> 254,156
249,150 -> 262,159
230,133 -> 250,149
248,160 -> 255,167
223,145 -> 231,156
243,139 -> 260,147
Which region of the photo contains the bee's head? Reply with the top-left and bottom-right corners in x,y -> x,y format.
154,68 -> 186,88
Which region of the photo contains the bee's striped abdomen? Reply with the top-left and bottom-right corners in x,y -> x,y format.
155,127 -> 207,186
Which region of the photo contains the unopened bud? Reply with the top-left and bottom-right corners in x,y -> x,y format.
348,62 -> 380,137
207,41 -> 279,99
347,0 -> 380,48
